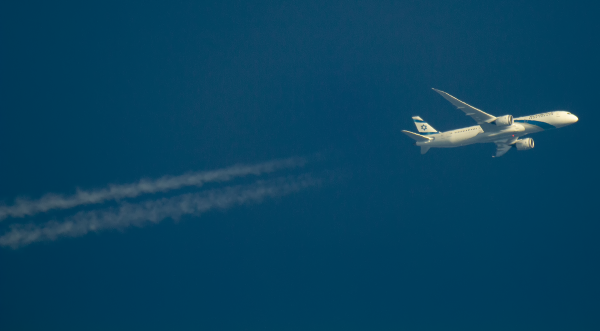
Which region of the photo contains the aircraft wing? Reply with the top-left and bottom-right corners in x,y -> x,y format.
432,89 -> 496,124
493,137 -> 519,157
493,143 -> 512,157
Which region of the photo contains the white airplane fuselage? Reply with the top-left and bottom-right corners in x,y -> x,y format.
414,111 -> 578,148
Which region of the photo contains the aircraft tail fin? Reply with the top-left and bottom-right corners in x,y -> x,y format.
412,116 -> 439,135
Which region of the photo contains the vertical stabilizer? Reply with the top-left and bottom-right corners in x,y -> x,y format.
412,116 -> 439,135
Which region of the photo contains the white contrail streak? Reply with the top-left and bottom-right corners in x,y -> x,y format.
0,175 -> 318,249
0,157 -> 305,221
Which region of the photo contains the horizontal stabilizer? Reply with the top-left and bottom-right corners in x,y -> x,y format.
402,130 -> 432,142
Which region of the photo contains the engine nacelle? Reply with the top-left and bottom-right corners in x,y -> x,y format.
515,138 -> 534,150
495,115 -> 514,126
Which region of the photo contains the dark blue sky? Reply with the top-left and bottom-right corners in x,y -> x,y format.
1,1 -> 599,330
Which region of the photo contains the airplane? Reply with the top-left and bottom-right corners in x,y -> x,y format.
402,89 -> 579,157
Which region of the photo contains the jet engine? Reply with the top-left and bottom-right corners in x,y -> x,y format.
495,115 -> 514,126
515,138 -> 534,150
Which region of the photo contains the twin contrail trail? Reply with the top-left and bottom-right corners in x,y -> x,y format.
0,157 -> 305,221
0,175 -> 318,249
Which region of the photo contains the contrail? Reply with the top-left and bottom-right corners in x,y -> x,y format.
0,175 -> 318,249
0,157 -> 305,221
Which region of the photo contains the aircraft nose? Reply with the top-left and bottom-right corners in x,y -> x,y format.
573,115 -> 579,122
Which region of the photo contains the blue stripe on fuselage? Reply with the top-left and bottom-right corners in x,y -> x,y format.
419,132 -> 438,135
514,119 -> 556,130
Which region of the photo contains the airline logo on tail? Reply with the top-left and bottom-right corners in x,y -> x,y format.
412,116 -> 439,135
